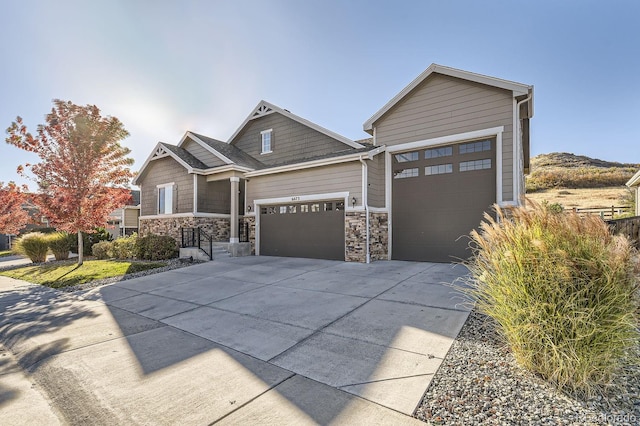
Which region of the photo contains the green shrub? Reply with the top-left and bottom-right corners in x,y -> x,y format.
91,241 -> 113,260
135,234 -> 178,260
47,232 -> 71,260
112,233 -> 137,259
466,201 -> 639,397
69,227 -> 112,256
13,232 -> 49,263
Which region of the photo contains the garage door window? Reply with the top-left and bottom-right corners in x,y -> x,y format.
395,152 -> 419,162
394,168 -> 419,179
425,164 -> 453,175
311,203 -> 320,212
460,158 -> 492,172
459,139 -> 491,154
301,205 -> 309,213
425,146 -> 452,159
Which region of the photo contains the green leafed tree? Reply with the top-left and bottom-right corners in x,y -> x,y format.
6,100 -> 134,265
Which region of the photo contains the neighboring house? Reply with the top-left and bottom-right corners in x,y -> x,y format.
0,197 -> 49,250
133,64 -> 534,262
106,190 -> 141,239
627,169 -> 640,216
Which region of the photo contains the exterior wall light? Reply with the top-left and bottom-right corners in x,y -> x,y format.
351,197 -> 357,208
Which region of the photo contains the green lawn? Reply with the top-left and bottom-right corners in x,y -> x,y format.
0,259 -> 165,288
0,250 -> 13,257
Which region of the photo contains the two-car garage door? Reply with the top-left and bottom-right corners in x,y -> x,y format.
392,138 -> 496,262
259,200 -> 345,260
258,138 -> 496,263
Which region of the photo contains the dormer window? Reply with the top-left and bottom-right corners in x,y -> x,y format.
261,129 -> 272,154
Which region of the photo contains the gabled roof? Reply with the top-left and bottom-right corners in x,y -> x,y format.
627,169 -> 640,187
186,132 -> 265,170
132,142 -> 207,185
363,63 -> 534,132
228,100 -> 365,149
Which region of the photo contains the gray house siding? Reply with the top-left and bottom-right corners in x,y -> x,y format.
367,154 -> 385,208
182,138 -> 226,168
139,157 -> 194,216
232,113 -> 351,166
198,179 -> 231,214
374,74 -> 515,201
245,162 -> 362,208
123,209 -> 139,228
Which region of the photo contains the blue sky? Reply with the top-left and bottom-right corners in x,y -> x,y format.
1,0 -> 639,188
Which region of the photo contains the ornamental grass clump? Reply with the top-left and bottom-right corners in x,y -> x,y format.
12,232 -> 49,263
47,232 -> 71,260
466,201 -> 639,397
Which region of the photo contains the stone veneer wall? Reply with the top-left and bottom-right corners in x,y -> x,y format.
344,211 -> 388,262
243,216 -> 256,255
139,216 -> 230,246
345,211 -> 366,262
369,212 -> 388,261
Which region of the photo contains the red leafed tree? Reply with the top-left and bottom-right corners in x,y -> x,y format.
0,181 -> 30,235
6,100 -> 134,265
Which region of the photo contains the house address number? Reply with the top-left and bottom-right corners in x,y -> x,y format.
291,196 -> 301,201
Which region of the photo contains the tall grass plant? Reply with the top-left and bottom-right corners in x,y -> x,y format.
12,232 -> 49,263
466,201 -> 639,397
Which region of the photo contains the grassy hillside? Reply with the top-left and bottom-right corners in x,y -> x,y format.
526,152 -> 639,192
525,153 -> 638,212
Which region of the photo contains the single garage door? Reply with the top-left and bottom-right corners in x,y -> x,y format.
392,138 -> 496,262
260,200 -> 345,260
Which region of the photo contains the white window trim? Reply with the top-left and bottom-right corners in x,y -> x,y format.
260,129 -> 273,154
156,182 -> 174,215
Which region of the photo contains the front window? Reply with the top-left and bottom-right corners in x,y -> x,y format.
157,184 -> 173,214
261,129 -> 272,154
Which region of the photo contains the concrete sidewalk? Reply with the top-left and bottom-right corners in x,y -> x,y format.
0,256 -> 470,425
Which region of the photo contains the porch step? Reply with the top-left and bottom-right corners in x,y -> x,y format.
180,242 -> 251,261
179,247 -> 212,262
179,244 -> 232,261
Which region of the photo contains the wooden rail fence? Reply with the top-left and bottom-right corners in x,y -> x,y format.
573,206 -> 632,220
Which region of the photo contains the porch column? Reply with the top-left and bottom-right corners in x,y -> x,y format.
230,177 -> 240,243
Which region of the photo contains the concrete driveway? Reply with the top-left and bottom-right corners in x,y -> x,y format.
0,256 -> 470,425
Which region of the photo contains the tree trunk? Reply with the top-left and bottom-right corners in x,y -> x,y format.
77,231 -> 84,266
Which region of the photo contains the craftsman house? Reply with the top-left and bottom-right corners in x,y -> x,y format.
133,64 -> 534,262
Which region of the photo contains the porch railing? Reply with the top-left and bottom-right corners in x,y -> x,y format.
239,221 -> 249,243
181,227 -> 213,260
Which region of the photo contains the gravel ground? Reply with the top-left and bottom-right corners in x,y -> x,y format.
414,310 -> 640,425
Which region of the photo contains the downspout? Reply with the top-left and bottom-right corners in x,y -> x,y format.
515,93 -> 532,204
359,156 -> 370,264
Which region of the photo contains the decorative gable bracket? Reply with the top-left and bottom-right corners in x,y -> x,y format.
152,145 -> 170,159
252,104 -> 274,119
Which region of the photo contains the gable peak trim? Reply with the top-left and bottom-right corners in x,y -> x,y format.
152,144 -> 170,159
132,142 -> 194,186
252,104 -> 274,118
229,100 -> 364,150
363,63 -> 533,132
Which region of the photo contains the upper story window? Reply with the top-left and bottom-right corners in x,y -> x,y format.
157,183 -> 174,215
261,129 -> 273,154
